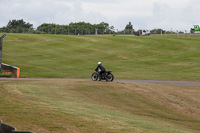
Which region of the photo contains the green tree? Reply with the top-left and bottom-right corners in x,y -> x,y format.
0,19 -> 34,33
125,22 -> 133,30
122,22 -> 134,34
150,28 -> 165,34
7,19 -> 33,29
36,21 -> 112,35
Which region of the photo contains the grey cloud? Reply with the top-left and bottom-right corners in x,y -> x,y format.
1,0 -> 200,31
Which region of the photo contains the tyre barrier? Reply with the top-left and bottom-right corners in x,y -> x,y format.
0,120 -> 33,133
1,63 -> 20,78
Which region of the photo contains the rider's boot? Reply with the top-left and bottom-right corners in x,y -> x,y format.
98,75 -> 102,81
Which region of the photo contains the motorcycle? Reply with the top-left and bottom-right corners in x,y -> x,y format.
91,69 -> 114,82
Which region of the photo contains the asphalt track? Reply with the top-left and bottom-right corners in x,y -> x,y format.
1,78 -> 200,87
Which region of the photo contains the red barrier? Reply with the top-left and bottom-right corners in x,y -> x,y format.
1,63 -> 20,78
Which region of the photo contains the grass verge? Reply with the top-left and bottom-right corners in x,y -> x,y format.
0,80 -> 199,132
2,33 -> 200,80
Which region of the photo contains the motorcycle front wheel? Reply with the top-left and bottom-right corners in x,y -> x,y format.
91,72 -> 99,81
106,73 -> 114,82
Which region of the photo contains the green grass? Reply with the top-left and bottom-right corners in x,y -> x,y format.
0,80 -> 199,133
2,33 -> 200,80
1,34 -> 200,133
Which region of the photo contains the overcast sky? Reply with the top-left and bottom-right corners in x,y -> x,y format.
1,0 -> 200,31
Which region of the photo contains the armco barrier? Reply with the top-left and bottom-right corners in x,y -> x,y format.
1,63 -> 20,78
0,120 -> 33,133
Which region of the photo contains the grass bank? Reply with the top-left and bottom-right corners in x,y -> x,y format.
2,33 -> 200,80
0,80 -> 199,132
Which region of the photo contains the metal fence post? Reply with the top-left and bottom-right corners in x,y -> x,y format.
95,28 -> 97,35
171,29 -> 172,37
177,30 -> 179,38
185,30 -> 187,38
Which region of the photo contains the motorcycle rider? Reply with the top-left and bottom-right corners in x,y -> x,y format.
95,62 -> 106,81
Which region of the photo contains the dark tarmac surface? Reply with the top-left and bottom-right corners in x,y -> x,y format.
1,78 -> 200,87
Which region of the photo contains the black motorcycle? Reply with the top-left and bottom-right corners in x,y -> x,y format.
91,70 -> 114,82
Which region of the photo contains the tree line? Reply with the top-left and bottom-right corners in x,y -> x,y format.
0,19 -> 186,35
0,19 -> 136,34
0,19 -> 34,33
37,22 -> 114,34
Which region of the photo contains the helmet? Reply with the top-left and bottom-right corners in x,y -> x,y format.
98,62 -> 101,65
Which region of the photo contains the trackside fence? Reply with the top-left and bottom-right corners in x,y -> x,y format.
151,31 -> 200,38
1,28 -> 200,38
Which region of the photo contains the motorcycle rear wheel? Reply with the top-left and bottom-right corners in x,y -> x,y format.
106,73 -> 114,82
91,72 -> 99,81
